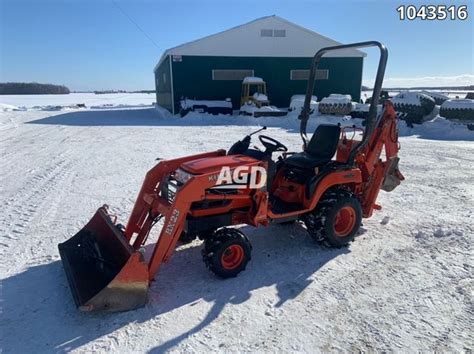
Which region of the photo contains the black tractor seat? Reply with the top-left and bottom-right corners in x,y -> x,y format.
285,124 -> 341,169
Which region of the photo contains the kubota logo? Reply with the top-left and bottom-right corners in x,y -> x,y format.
213,166 -> 266,189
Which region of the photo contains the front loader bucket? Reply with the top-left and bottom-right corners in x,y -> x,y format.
58,207 -> 149,312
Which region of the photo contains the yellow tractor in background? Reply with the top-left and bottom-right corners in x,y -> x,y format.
240,77 -> 269,107
239,77 -> 286,117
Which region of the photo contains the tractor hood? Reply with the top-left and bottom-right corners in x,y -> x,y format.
180,155 -> 258,175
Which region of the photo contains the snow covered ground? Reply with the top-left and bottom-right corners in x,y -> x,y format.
0,94 -> 473,352
0,92 -> 155,110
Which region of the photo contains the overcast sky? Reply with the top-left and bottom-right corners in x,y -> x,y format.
1,0 -> 473,90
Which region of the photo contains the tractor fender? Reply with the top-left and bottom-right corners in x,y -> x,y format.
306,168 -> 362,210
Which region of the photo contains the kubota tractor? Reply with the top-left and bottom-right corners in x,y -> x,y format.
59,41 -> 404,312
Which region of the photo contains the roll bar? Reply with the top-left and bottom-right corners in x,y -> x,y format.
299,41 -> 388,165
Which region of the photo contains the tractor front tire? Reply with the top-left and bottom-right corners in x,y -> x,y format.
304,189 -> 362,248
179,231 -> 197,244
202,228 -> 252,278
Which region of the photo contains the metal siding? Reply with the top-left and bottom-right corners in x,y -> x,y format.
170,56 -> 362,112
154,55 -> 173,111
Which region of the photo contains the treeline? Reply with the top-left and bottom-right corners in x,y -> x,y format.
387,85 -> 474,91
363,85 -> 474,91
94,90 -> 127,94
93,89 -> 155,94
133,90 -> 155,94
0,82 -> 70,95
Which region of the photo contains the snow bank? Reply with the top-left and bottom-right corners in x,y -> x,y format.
399,116 -> 473,140
239,103 -> 284,115
288,95 -> 318,112
171,107 -> 472,141
0,103 -> 20,111
0,93 -> 155,110
155,104 -> 175,119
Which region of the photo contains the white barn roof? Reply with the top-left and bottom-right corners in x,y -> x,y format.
155,15 -> 366,71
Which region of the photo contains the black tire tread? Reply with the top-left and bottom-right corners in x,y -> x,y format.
304,188 -> 362,248
202,228 -> 252,278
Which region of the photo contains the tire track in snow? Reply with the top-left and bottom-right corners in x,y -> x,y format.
0,157 -> 75,263
0,125 -> 67,168
303,235 -> 471,350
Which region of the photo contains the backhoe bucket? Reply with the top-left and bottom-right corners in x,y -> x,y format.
381,157 -> 404,192
58,207 -> 149,312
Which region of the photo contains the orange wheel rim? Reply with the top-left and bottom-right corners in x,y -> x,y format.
221,245 -> 244,270
334,206 -> 356,237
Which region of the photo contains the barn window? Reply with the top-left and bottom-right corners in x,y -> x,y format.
260,29 -> 286,37
212,69 -> 255,80
290,69 -> 329,80
273,29 -> 286,37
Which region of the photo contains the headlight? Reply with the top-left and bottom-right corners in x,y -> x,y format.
174,168 -> 194,184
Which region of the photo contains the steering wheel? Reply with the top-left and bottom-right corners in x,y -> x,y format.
258,135 -> 288,153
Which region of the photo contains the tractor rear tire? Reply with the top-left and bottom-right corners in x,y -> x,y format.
202,228 -> 252,278
304,189 -> 362,248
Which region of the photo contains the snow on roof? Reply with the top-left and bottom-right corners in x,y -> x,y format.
154,15 -> 366,71
243,76 -> 264,83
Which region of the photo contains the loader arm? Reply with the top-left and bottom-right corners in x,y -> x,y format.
124,149 -> 226,242
124,153 -> 266,281
59,149 -> 265,311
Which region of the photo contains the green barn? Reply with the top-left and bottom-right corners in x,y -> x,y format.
154,15 -> 365,114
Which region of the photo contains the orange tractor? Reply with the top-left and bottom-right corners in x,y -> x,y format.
59,41 -> 404,312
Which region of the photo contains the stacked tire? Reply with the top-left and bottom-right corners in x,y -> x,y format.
392,92 -> 436,125
350,103 -> 369,119
319,94 -> 353,116
439,99 -> 474,127
421,91 -> 449,106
